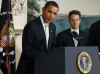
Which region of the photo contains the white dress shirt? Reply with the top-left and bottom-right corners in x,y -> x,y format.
40,16 -> 49,47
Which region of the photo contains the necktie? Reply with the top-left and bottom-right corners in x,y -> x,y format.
72,31 -> 79,47
72,31 -> 79,40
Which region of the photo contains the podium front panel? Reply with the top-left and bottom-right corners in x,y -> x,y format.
35,47 -> 100,74
65,47 -> 100,74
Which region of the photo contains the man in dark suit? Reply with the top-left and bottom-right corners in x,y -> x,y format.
88,20 -> 100,51
56,10 -> 88,47
16,1 -> 59,74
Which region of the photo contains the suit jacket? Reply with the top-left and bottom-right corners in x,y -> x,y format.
16,17 -> 56,74
56,29 -> 88,47
88,20 -> 100,49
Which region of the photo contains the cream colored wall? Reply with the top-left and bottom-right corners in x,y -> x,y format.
0,0 -> 2,13
12,0 -> 27,30
15,34 -> 22,69
48,0 -> 100,16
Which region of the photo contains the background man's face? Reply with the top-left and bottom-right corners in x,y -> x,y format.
69,14 -> 81,29
42,5 -> 59,23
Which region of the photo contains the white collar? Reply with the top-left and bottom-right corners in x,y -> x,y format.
71,28 -> 79,35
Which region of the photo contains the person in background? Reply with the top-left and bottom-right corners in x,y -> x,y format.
88,20 -> 100,51
56,10 -> 88,47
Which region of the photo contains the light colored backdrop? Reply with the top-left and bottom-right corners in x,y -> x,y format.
0,0 -> 2,13
48,0 -> 100,16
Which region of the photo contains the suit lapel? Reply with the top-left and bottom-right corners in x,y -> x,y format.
68,29 -> 75,46
37,18 -> 47,49
48,23 -> 51,49
78,30 -> 83,46
48,23 -> 53,49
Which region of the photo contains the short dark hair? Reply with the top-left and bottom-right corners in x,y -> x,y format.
68,10 -> 81,19
44,1 -> 59,9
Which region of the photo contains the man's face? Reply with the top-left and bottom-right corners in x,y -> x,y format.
42,5 -> 59,23
69,14 -> 81,29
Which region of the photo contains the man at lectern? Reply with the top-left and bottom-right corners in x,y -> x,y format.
16,1 -> 59,74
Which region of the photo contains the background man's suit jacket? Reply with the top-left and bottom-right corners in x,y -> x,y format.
16,17 -> 56,74
88,20 -> 100,50
56,29 -> 88,47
